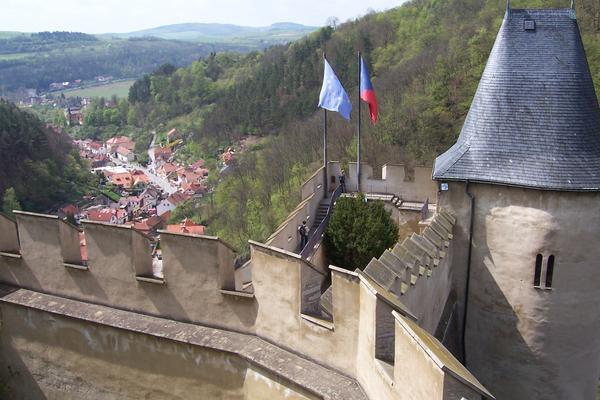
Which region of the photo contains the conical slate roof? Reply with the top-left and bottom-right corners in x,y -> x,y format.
432,7 -> 600,191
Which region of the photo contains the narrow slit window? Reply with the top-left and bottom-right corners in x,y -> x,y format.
534,254 -> 542,286
545,255 -> 555,288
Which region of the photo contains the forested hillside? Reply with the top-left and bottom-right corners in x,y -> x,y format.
0,26 -> 318,97
75,0 -> 600,250
0,33 -> 235,96
0,100 -> 95,212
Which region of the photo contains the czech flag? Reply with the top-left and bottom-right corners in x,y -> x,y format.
360,56 -> 378,124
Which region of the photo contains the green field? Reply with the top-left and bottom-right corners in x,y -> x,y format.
60,80 -> 136,98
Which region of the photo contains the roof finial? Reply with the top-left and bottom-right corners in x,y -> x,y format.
505,0 -> 511,19
571,0 -> 575,9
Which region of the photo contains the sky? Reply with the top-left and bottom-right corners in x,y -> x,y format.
1,0 -> 403,34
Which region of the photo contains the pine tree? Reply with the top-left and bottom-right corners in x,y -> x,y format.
324,194 -> 398,270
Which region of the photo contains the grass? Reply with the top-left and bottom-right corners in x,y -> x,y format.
100,189 -> 121,202
59,80 -> 136,99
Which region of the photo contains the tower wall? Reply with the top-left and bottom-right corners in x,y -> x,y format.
439,182 -> 600,399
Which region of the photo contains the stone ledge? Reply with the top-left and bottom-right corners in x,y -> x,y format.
300,313 -> 334,331
64,262 -> 89,271
0,285 -> 367,400
135,275 -> 165,285
0,251 -> 21,259
220,289 -> 255,298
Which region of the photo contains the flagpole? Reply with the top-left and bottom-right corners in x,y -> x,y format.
323,50 -> 329,196
357,51 -> 362,193
323,108 -> 328,196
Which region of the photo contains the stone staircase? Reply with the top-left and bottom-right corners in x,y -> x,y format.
310,200 -> 330,234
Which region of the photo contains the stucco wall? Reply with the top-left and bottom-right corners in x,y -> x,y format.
266,193 -> 318,252
438,182 -> 600,400
341,162 -> 437,201
393,312 -> 445,400
398,238 -> 455,334
0,301 -> 317,400
0,212 -> 254,333
250,243 -> 360,376
0,206 -> 491,400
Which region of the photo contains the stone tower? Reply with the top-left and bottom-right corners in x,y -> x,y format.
433,4 -> 600,400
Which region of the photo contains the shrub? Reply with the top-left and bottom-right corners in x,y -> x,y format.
324,194 -> 398,270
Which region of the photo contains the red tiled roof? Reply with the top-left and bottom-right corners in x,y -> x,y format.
166,220 -> 205,236
61,204 -> 79,215
87,209 -> 115,222
167,192 -> 191,206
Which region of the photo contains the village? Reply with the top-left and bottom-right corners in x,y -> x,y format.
61,127 -> 234,242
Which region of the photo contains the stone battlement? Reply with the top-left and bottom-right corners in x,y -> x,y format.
363,209 -> 456,333
0,204 -> 491,400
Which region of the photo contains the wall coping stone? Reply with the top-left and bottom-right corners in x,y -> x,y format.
0,285 -> 367,400
250,240 -> 326,276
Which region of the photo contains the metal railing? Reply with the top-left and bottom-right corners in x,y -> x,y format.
300,184 -> 343,259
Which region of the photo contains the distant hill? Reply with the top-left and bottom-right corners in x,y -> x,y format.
102,22 -> 318,45
0,23 -> 317,97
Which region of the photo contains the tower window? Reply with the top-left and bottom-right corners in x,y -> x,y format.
534,253 -> 555,290
545,255 -> 555,288
524,20 -> 536,31
533,254 -> 542,286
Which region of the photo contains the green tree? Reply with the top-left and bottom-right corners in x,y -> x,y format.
324,195 -> 398,270
2,187 -> 22,217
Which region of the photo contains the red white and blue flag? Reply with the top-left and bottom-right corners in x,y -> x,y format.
360,56 -> 378,124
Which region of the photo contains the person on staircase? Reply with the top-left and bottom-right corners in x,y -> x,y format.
298,220 -> 308,250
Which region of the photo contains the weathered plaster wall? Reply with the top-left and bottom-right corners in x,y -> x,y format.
439,182 -> 600,400
250,244 -> 360,376
393,311 -> 445,400
398,238 -> 455,334
0,212 -> 254,333
269,162 -> 340,253
0,206 -> 491,400
0,300 -> 317,400
342,162 -> 437,201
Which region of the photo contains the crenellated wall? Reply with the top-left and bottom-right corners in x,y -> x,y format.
339,162 -> 437,201
0,211 -> 253,333
363,210 -> 457,335
0,205 -> 491,400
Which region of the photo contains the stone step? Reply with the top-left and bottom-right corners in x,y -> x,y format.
411,234 -> 444,261
423,227 -> 449,249
430,219 -> 453,240
434,213 -> 453,233
439,209 -> 456,225
379,250 -> 408,281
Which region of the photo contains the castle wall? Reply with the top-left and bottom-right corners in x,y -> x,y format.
396,234 -> 455,334
268,162 -> 340,254
439,182 -> 600,400
342,162 -> 437,201
0,291 -> 334,400
265,193 -> 317,252
250,242 -> 359,376
0,212 -> 255,334
0,206 -> 491,400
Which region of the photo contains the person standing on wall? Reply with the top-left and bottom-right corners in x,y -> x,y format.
339,169 -> 346,193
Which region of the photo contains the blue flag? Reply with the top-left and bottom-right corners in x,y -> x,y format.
318,58 -> 352,120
